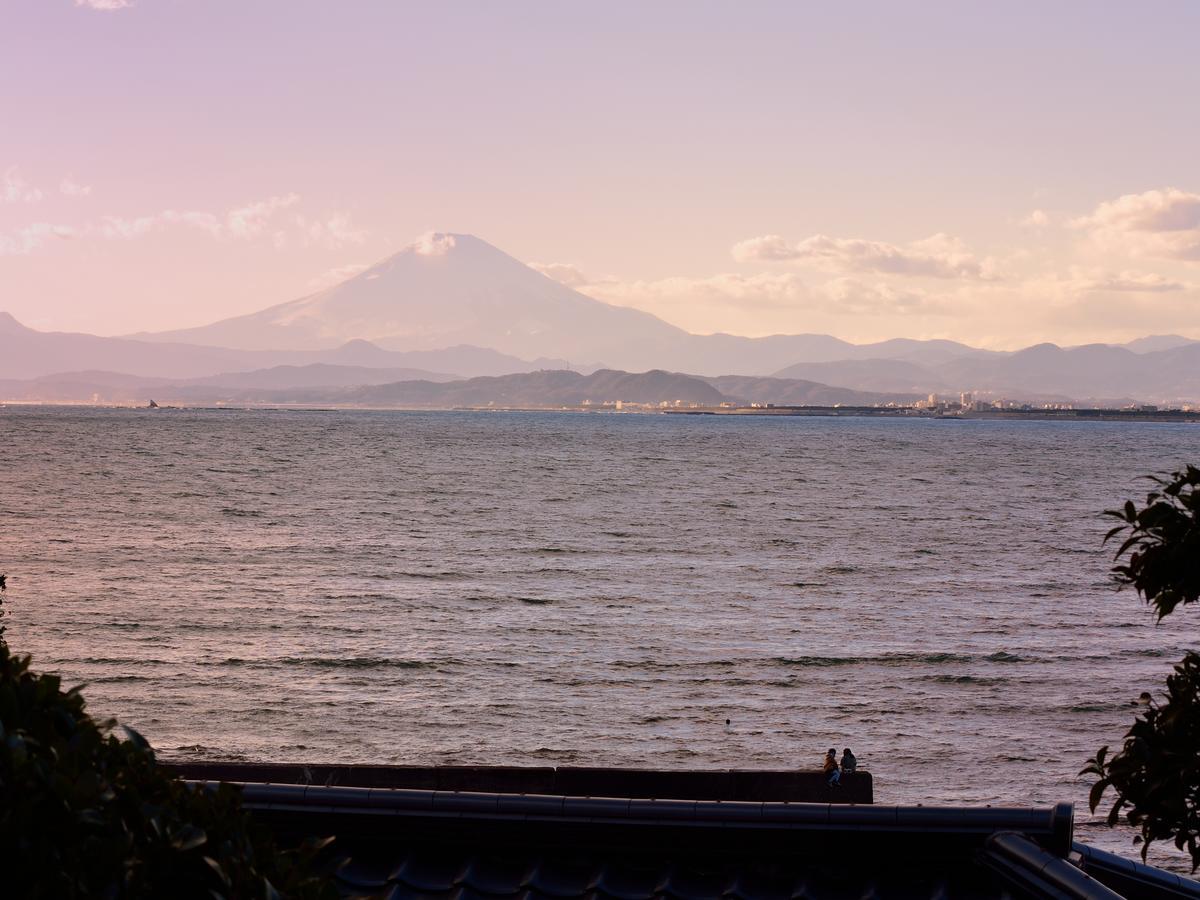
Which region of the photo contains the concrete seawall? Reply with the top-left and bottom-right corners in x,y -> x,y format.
164,762 -> 874,804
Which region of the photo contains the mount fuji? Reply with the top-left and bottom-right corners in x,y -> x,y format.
133,233 -> 692,369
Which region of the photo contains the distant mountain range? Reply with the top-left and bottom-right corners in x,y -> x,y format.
2,232 -> 1198,404
0,312 -> 567,380
0,367 -> 914,409
773,341 -> 1200,402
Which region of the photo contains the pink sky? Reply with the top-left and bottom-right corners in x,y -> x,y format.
2,1 -> 1199,348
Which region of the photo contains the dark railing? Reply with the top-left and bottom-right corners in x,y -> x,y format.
166,762 -> 874,804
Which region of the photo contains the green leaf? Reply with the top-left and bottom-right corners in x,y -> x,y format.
171,824 -> 207,852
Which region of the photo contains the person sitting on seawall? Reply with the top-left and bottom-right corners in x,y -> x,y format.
823,748 -> 840,786
840,747 -> 857,779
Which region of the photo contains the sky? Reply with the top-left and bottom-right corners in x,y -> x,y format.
2,0 -> 1200,348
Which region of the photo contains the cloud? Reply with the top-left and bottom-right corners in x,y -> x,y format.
819,278 -> 952,315
3,192 -> 365,259
227,194 -> 299,239
409,232 -> 456,256
96,194 -> 302,243
1042,268 -> 1189,296
584,270 -> 953,317
1077,271 -> 1186,293
2,168 -> 44,204
1073,188 -> 1200,261
0,223 -> 76,255
75,0 -> 134,10
297,211 -> 367,249
1022,209 -> 1050,228
59,178 -> 92,198
731,232 -> 996,280
98,210 -> 217,239
528,261 -> 590,287
4,169 -> 95,202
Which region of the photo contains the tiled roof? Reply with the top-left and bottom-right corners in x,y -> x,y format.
219,783 -> 1083,898
331,844 -> 1012,899
180,775 -> 1200,899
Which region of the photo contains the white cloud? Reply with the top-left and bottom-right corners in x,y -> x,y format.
1032,268 -> 1190,298
1073,188 -> 1200,261
2,168 -> 44,204
1077,271 -> 1186,293
1022,209 -> 1050,228
409,232 -> 456,256
0,222 -> 76,255
297,211 -> 367,249
97,195 -> 302,243
528,261 -> 590,287
583,270 -> 953,317
819,277 -> 951,315
731,231 -> 996,280
99,209 -> 221,240
59,178 -> 92,198
227,194 -> 299,239
3,193 -> 366,258
75,0 -> 134,10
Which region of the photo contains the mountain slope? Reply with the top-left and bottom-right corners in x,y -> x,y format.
1120,335 -> 1198,354
134,234 -> 692,368
188,363 -> 460,389
704,375 -> 920,407
771,358 -> 947,393
355,369 -> 725,407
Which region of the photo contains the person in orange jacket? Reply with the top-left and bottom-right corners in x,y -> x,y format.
823,748 -> 840,786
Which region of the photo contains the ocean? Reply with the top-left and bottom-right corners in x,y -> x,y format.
3,405 -> 1198,866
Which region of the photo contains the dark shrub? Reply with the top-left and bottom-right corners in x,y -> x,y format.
1086,466 -> 1200,869
0,578 -> 339,898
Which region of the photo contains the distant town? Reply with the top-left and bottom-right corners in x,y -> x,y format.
617,392 -> 1200,423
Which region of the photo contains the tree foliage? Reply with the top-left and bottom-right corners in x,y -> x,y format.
1085,466 -> 1200,869
1083,651 -> 1200,866
0,577 -> 341,898
1104,464 -> 1200,620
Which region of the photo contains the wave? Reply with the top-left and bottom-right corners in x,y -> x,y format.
985,651 -> 1029,663
80,657 -> 171,666
235,656 -> 441,670
774,651 -> 971,667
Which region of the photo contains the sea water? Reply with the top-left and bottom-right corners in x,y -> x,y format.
3,405 -> 1198,866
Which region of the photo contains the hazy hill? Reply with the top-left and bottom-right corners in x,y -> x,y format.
936,342 -> 1200,400
0,313 -> 565,380
353,369 -> 725,407
764,340 -> 1200,402
771,359 -> 948,394
0,312 -> 271,380
187,363 -> 460,389
704,375 -> 921,407
1118,335 -> 1198,354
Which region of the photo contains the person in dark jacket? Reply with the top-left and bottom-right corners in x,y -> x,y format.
840,748 -> 857,778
